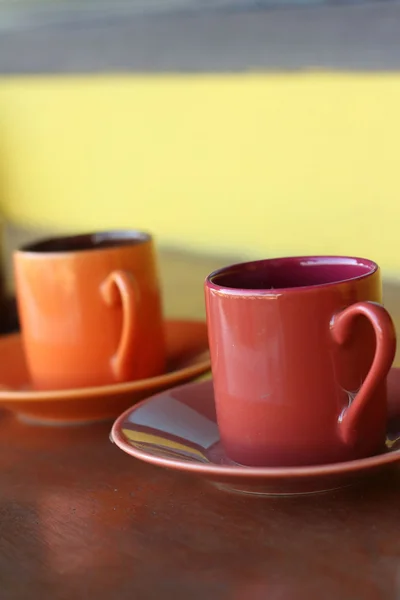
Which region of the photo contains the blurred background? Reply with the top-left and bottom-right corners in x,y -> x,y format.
0,0 -> 399,341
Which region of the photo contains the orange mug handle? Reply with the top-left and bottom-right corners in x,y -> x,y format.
331,301 -> 396,444
100,270 -> 138,381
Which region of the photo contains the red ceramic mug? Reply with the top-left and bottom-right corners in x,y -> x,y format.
205,256 -> 397,467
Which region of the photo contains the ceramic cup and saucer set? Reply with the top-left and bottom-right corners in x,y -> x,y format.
0,230 -> 211,425
111,255 -> 400,496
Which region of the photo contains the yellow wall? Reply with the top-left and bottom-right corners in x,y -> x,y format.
0,74 -> 399,273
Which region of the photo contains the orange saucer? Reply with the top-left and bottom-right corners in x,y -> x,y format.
0,319 -> 210,426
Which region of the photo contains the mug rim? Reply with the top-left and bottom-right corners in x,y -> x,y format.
205,255 -> 379,296
16,229 -> 152,257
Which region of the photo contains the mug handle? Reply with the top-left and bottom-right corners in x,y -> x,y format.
331,301 -> 396,444
100,270 -> 138,381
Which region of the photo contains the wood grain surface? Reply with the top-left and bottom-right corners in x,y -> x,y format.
0,409 -> 400,600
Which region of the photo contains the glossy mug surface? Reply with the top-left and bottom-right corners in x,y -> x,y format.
205,256 -> 396,467
14,230 -> 165,390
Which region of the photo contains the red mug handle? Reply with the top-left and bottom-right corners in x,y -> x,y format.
100,270 -> 138,381
331,301 -> 396,444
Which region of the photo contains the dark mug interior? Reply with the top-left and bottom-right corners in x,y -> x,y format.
19,230 -> 151,254
208,256 -> 378,292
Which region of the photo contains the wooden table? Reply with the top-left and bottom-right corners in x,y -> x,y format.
1,244 -> 400,599
0,410 -> 400,600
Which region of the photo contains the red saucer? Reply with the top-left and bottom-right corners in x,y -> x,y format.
111,370 -> 400,497
0,319 -> 210,425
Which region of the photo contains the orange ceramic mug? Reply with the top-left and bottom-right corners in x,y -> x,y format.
14,230 -> 165,390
